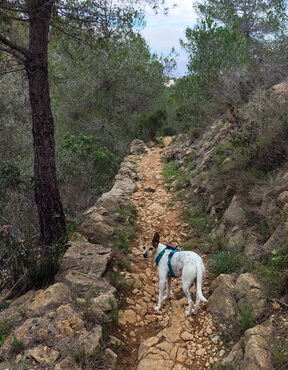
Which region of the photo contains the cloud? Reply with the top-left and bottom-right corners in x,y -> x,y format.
140,0 -> 198,75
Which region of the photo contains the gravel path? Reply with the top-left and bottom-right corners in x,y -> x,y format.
116,145 -> 222,370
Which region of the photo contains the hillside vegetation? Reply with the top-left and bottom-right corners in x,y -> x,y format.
161,81 -> 288,368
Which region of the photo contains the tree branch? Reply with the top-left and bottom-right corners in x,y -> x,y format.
0,45 -> 27,63
0,67 -> 25,75
0,34 -> 32,60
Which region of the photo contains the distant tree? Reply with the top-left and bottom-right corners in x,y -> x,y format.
196,0 -> 287,39
0,0 -> 165,245
181,17 -> 250,77
50,32 -> 165,144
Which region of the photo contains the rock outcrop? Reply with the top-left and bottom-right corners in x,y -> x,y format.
222,320 -> 273,370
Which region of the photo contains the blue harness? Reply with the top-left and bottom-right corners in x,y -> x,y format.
155,245 -> 181,277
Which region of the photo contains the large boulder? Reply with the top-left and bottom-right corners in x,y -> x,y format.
58,239 -> 112,279
222,196 -> 247,227
0,304 -> 85,356
233,273 -> 266,320
263,221 -> 288,252
222,342 -> 244,369
130,139 -> 148,155
27,283 -> 72,318
242,321 -> 273,370
80,213 -> 115,244
0,290 -> 35,324
222,320 -> 273,370
29,345 -> 60,366
208,274 -> 238,320
78,326 -> 102,356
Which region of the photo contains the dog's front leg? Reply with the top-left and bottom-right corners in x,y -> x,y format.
155,279 -> 165,311
163,276 -> 171,301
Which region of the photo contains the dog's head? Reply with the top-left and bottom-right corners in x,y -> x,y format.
143,232 -> 160,258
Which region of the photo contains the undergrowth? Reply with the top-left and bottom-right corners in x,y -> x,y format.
162,161 -> 190,190
218,304 -> 255,344
255,244 -> 288,297
210,244 -> 254,276
0,224 -> 67,295
271,329 -> 288,369
108,202 -> 137,294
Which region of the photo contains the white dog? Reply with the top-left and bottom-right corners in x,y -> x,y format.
143,232 -> 207,316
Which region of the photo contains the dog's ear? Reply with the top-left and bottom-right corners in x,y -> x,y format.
152,232 -> 160,248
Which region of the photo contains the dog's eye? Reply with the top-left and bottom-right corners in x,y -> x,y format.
149,247 -> 153,250
143,246 -> 146,249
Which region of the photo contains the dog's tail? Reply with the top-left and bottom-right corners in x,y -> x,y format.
196,259 -> 208,303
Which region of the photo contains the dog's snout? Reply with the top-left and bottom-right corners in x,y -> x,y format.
143,251 -> 147,258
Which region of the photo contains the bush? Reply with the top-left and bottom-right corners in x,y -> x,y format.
256,244 -> 288,297
138,109 -> 167,141
10,334 -> 25,354
112,203 -> 137,255
0,224 -> 67,294
0,320 -> 12,345
207,90 -> 288,201
219,304 -> 255,343
271,333 -> 288,369
58,134 -> 118,216
210,247 -> 254,276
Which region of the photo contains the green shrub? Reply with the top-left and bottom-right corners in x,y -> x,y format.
101,299 -> 119,342
271,333 -> 288,369
210,248 -> 254,276
10,334 -> 25,354
0,224 -> 67,294
0,321 -> 12,345
183,205 -> 213,237
138,109 -> 167,141
163,161 -> 190,190
58,133 -> 118,216
109,271 -> 133,293
163,161 -> 180,184
256,244 -> 288,297
219,305 -> 255,343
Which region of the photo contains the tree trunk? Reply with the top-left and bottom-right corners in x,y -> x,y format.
26,0 -> 66,245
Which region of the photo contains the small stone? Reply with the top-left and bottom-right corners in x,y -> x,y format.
206,327 -> 212,335
118,309 -> 137,325
29,346 -> 60,366
105,348 -> 117,367
196,348 -> 205,356
181,331 -> 193,341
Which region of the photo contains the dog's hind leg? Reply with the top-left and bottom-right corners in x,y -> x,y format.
182,264 -> 196,316
163,276 -> 171,301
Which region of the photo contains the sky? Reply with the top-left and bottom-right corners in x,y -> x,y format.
141,0 -> 198,76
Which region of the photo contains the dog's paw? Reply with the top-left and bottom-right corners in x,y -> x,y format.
162,295 -> 168,301
185,310 -> 191,316
154,306 -> 160,311
192,309 -> 198,315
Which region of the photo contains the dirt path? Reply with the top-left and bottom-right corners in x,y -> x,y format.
116,145 -> 221,370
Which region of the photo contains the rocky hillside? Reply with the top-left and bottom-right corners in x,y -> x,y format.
161,80 -> 288,369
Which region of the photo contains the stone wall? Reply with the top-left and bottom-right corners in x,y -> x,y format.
0,139 -> 147,369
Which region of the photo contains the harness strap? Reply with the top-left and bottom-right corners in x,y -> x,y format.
168,249 -> 181,277
155,246 -> 181,277
155,249 -> 166,266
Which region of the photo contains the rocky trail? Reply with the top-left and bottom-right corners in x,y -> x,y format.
116,141 -> 222,370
